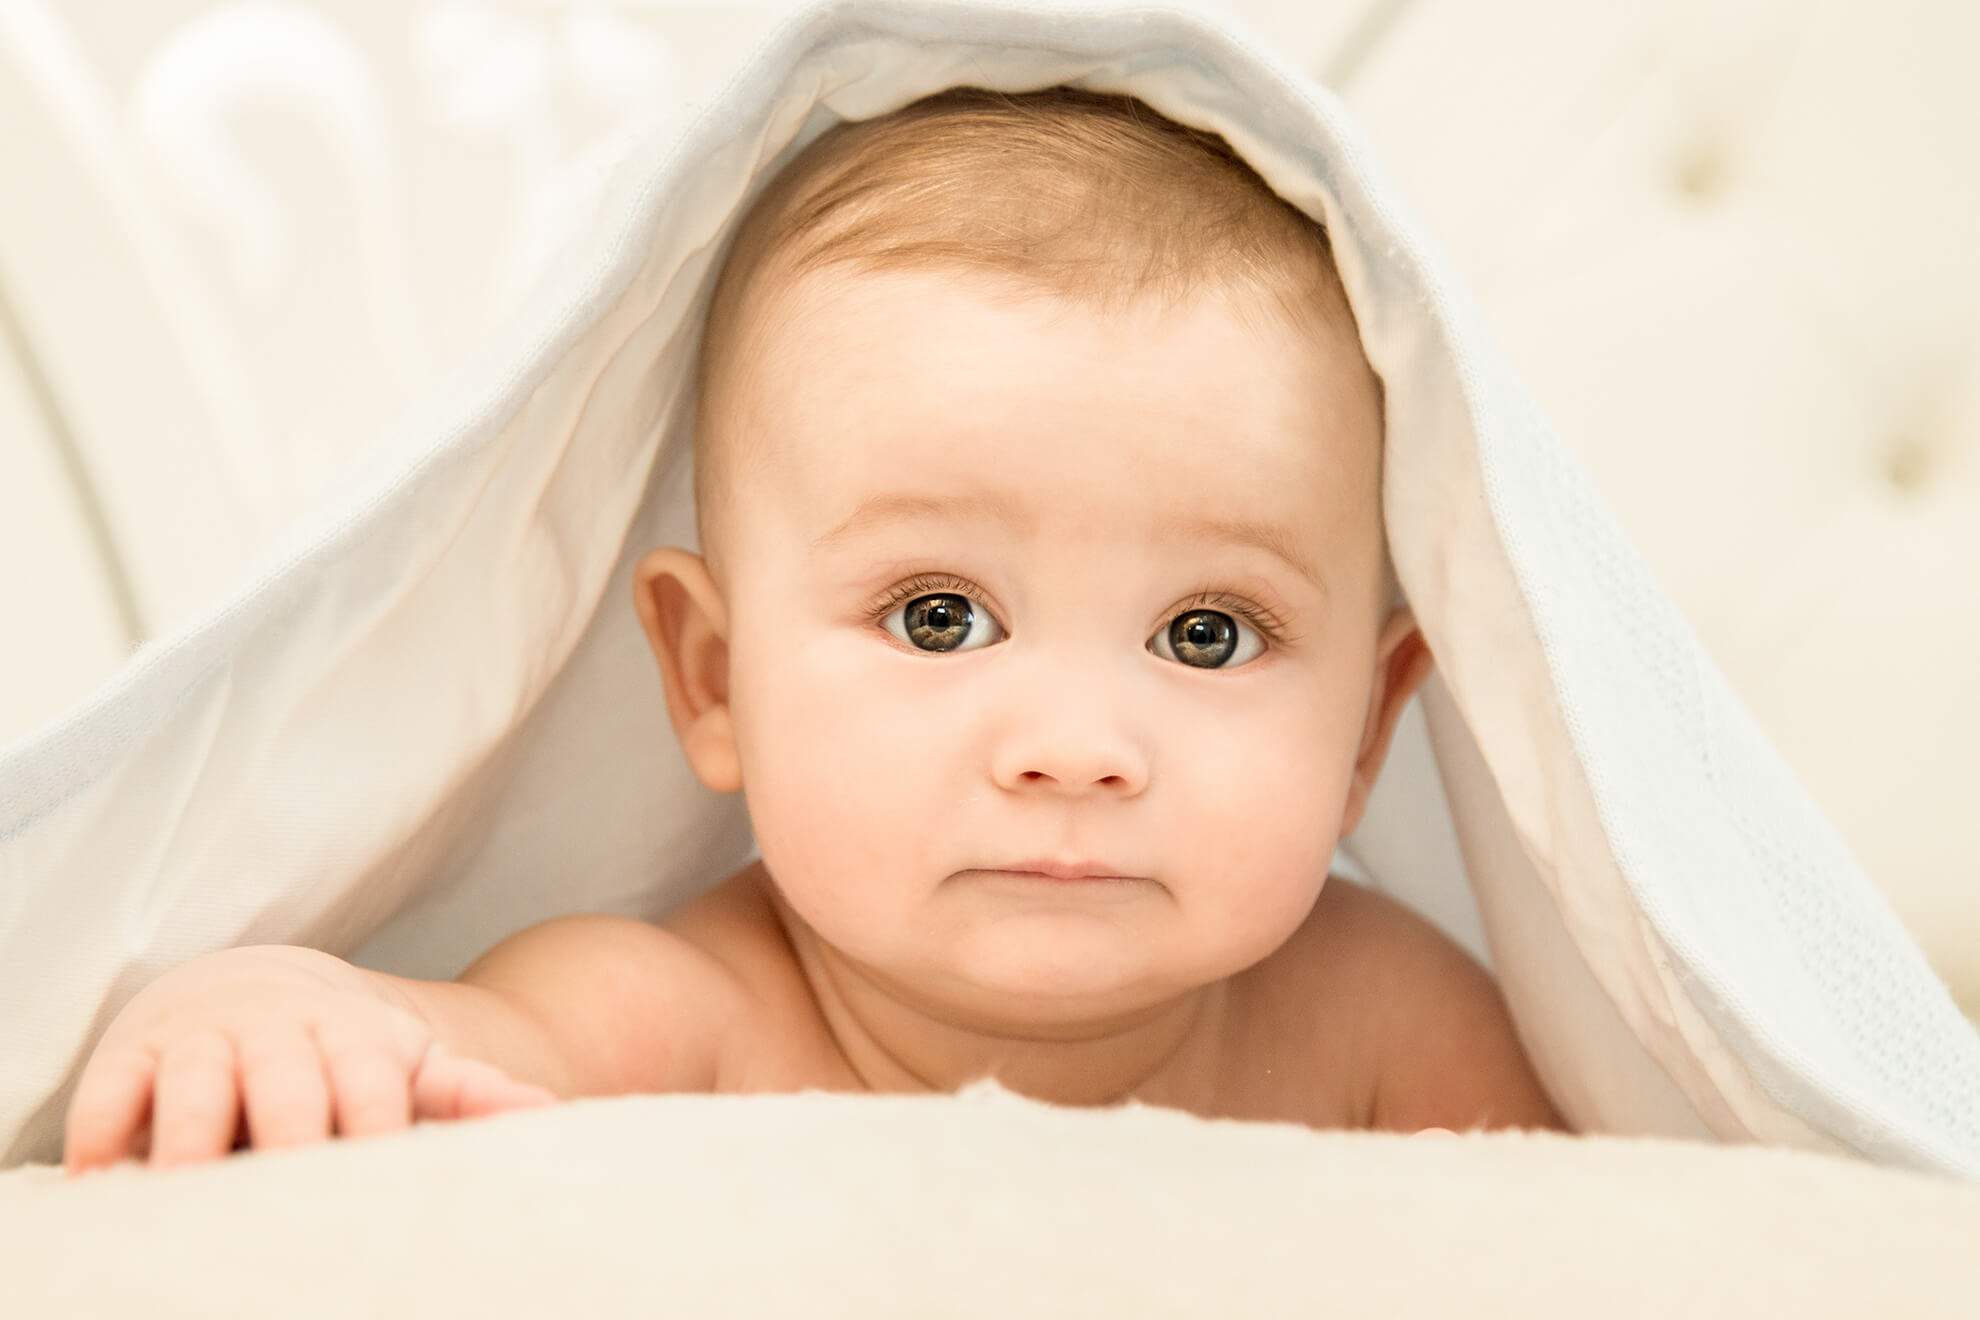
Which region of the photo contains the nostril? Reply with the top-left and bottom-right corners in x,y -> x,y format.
1004,763 -> 1142,793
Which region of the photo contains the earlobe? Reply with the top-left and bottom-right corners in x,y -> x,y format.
1339,608 -> 1434,837
633,548 -> 743,793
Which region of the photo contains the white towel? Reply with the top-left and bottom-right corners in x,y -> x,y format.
3,0 -> 1975,1176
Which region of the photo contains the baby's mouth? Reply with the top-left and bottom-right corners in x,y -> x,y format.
963,859 -> 1144,884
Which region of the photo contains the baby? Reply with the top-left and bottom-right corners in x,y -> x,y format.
65,88 -> 1561,1173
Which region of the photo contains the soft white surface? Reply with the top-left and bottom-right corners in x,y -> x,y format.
3,1090 -> 1978,1317
0,0 -> 1975,1183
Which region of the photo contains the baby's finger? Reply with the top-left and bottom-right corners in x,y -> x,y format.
238,1025 -> 332,1152
413,1051 -> 557,1123
317,1021 -> 412,1140
64,1047 -> 157,1174
149,1032 -> 242,1169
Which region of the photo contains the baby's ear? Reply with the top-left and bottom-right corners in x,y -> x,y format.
1340,607 -> 1434,837
633,548 -> 742,793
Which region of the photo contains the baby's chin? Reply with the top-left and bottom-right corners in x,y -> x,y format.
859,927 -> 1238,1036
773,870 -> 1273,1031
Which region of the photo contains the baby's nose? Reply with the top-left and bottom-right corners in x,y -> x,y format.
989,698 -> 1150,797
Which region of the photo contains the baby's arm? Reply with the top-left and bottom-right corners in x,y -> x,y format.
64,914 -> 741,1172
1325,884 -> 1565,1133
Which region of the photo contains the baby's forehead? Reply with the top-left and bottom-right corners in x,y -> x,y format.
720,259 -> 1370,445
714,267 -> 1383,554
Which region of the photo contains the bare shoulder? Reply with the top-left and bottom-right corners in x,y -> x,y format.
1245,878 -> 1564,1133
455,875 -> 767,1097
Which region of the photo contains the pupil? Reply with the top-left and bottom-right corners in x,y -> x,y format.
1170,610 -> 1235,668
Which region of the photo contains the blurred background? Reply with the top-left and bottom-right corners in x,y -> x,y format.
1,0 -> 1975,1020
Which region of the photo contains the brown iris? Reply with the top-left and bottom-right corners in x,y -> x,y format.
1168,610 -> 1237,668
905,594 -> 974,651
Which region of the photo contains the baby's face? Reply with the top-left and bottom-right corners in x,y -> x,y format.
684,267 -> 1411,1023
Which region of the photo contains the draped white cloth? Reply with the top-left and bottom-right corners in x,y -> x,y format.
1,0 -> 1974,1177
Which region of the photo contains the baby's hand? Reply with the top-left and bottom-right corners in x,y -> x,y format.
64,945 -> 555,1173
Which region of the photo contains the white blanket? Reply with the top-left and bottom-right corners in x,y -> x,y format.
5,1088 -> 1979,1316
1,0 -> 1976,1177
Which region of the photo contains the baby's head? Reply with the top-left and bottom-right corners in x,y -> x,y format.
638,88 -> 1429,1021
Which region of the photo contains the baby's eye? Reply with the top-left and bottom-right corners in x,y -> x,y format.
1148,609 -> 1264,669
883,593 -> 1006,653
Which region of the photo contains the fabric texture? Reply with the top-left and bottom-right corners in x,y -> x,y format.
4,1089 -> 1980,1316
1,0 -> 1976,1178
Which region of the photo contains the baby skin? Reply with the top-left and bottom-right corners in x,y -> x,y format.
65,267 -> 1561,1172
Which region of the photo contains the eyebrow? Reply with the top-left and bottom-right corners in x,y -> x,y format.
1175,514 -> 1329,595
815,491 -> 1326,593
814,491 -> 1026,548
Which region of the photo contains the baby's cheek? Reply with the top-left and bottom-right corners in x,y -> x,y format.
1178,707 -> 1352,905
734,642 -> 929,888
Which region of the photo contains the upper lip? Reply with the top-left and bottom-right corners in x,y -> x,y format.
982,859 -> 1139,881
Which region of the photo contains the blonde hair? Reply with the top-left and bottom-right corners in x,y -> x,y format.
693,86 -> 1379,550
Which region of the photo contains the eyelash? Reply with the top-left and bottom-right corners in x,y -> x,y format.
867,573 -> 985,623
867,577 -> 1291,647
1173,590 -> 1292,647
